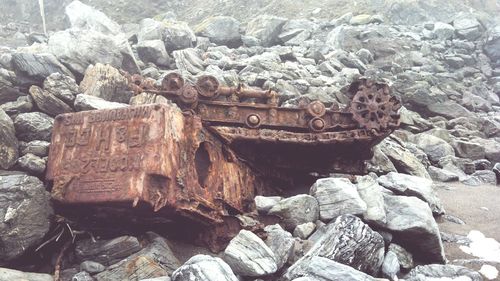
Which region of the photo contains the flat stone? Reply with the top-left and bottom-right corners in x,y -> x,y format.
268,194 -> 319,230
310,177 -> 367,221
80,261 -> 106,274
404,264 -> 483,281
223,229 -> 277,277
171,255 -> 238,281
428,166 -> 459,182
0,109 -> 18,169
0,172 -> 53,264
74,94 -> 128,111
0,268 -> 53,281
0,95 -> 34,115
20,140 -> 50,157
453,140 -> 486,160
11,52 -> 73,86
378,172 -> 444,215
76,235 -> 142,266
14,112 -> 54,142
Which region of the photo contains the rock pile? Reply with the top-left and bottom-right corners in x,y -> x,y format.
0,1 -> 499,280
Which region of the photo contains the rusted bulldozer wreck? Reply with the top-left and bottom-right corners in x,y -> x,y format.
46,73 -> 401,250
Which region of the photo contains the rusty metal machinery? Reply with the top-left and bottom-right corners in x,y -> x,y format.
46,72 -> 401,250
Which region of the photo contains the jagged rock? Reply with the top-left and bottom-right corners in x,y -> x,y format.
381,250 -> 400,280
268,194 -> 319,230
264,224 -> 295,270
0,69 -> 24,104
452,139 -> 486,160
172,48 -> 205,75
79,63 -> 131,103
223,229 -> 277,276
0,109 -> 18,169
11,52 -> 73,86
48,29 -> 124,76
379,137 -> 431,179
255,195 -> 282,214
0,172 -> 53,264
162,20 -> 196,52
43,73 -> 79,105
137,18 -> 165,42
471,138 -> 500,163
427,101 -> 473,119
484,24 -> 500,61
380,194 -> 445,264
453,13 -> 482,40
95,233 -> 181,280
0,268 -> 53,281
80,261 -> 106,274
74,94 -> 128,111
378,172 -> 444,215
433,22 -> 455,40
367,146 -> 397,174
405,264 -> 483,281
412,133 -> 455,163
388,244 -> 414,270
76,236 -> 142,266
293,222 -> 316,239
65,0 -> 122,35
285,215 -> 385,278
246,15 -> 287,47
136,40 -> 170,66
29,85 -> 73,117
310,178 -> 366,221
0,95 -> 33,115
72,271 -> 95,281
171,255 -> 238,281
356,175 -> 386,224
16,153 -> 46,175
469,170 -> 497,185
287,256 -> 380,281
428,166 -> 459,182
279,19 -> 316,46
14,112 -> 54,141
195,16 -> 241,47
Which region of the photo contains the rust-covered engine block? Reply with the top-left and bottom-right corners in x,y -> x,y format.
46,73 -> 401,249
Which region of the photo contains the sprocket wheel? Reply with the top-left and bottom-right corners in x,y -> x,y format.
349,79 -> 401,131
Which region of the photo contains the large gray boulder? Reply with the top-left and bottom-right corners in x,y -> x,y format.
172,48 -> 205,75
380,195 -> 445,264
0,172 -> 53,265
76,235 -> 142,266
379,137 -> 431,179
195,16 -> 241,47
136,40 -> 170,67
279,19 -> 316,46
11,52 -> 74,86
223,230 -> 277,277
14,112 -> 54,142
412,133 -> 455,163
452,13 -> 483,40
162,20 -> 196,52
48,29 -> 124,76
0,268 -> 53,281
65,0 -> 122,35
137,18 -> 165,42
452,139 -> 486,160
310,178 -> 367,221
29,85 -> 73,117
285,215 -> 385,278
0,109 -> 18,169
79,63 -> 131,104
246,15 -> 287,47
378,172 -> 444,215
432,22 -> 455,40
171,255 -> 238,281
268,194 -> 319,230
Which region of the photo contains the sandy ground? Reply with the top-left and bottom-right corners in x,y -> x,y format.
436,183 -> 500,280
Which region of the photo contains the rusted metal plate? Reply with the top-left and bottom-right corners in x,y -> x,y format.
46,104 -> 260,225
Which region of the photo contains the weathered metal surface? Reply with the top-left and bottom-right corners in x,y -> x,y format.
46,103 -> 260,225
47,72 -> 401,250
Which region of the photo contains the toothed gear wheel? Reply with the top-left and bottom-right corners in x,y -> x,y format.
349,79 -> 401,131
